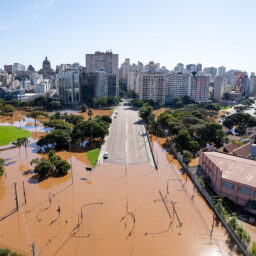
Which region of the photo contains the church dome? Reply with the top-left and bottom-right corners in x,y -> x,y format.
43,56 -> 50,65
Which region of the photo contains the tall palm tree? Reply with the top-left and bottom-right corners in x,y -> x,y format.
88,109 -> 93,120
21,137 -> 29,158
16,137 -> 23,157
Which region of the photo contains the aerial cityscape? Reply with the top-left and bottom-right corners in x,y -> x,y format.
1,0 -> 256,256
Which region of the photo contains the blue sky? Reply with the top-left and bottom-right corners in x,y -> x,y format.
0,0 -> 255,73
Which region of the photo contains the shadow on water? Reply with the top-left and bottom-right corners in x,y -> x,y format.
4,160 -> 17,166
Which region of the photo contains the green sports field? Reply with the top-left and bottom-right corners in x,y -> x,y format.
0,126 -> 31,146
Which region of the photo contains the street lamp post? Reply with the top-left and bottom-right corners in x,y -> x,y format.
68,139 -> 73,184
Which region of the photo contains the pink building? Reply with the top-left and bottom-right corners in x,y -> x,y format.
190,74 -> 210,102
199,150 -> 256,206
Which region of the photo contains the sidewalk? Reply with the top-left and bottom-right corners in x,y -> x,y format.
97,108 -> 116,165
0,143 -> 17,151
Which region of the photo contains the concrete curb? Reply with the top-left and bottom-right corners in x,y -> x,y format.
97,108 -> 116,165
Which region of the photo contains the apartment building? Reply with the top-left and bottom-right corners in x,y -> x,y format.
58,63 -> 82,105
138,72 -> 165,103
190,74 -> 210,102
86,51 -> 119,96
213,76 -> 233,101
166,72 -> 191,98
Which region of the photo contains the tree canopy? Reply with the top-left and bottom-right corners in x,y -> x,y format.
223,112 -> 256,132
37,129 -> 71,150
31,150 -> 70,179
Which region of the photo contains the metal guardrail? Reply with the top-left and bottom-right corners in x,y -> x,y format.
143,123 -> 158,170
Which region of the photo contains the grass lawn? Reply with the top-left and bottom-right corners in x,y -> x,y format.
86,148 -> 100,167
220,106 -> 231,110
0,126 -> 31,146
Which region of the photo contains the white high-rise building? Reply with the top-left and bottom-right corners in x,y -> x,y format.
120,58 -> 131,81
166,72 -> 191,98
12,63 -> 25,74
138,72 -> 165,103
250,73 -> 256,96
174,63 -> 186,73
58,63 -> 82,105
34,80 -> 51,94
127,71 -> 138,91
95,71 -> 108,99
218,66 -> 226,76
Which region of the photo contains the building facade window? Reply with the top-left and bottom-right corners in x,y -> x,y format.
222,181 -> 234,190
238,185 -> 251,196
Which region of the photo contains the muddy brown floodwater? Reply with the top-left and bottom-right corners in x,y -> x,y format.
0,114 -> 239,256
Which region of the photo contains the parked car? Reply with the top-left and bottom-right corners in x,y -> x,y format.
103,152 -> 109,159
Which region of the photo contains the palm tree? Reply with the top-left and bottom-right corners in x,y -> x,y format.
21,137 -> 29,158
88,109 -> 93,147
16,137 -> 23,157
88,109 -> 93,120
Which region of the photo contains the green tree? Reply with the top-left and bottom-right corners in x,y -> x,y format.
31,158 -> 54,178
1,104 -> 14,117
236,225 -> 250,248
182,95 -> 195,105
94,115 -> 112,124
50,111 -> 62,120
188,140 -> 200,152
132,99 -> 144,108
81,103 -> 87,112
0,248 -> 11,256
202,103 -> 221,115
183,150 -> 192,165
43,119 -> 73,130
27,110 -> 48,126
223,112 -> 256,133
234,105 -> 247,113
64,114 -> 84,126
37,129 -> 71,150
31,96 -> 47,108
55,159 -> 70,176
31,150 -> 70,178
139,103 -> 153,127
16,137 -> 23,156
227,215 -> 238,230
0,158 -> 5,177
249,242 -> 256,256
241,98 -> 254,108
48,101 -> 61,110
174,130 -> 192,150
72,120 -> 109,144
157,112 -> 176,129
88,109 -> 93,120
16,137 -> 29,158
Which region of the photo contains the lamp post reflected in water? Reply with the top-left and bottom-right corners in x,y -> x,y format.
67,139 -> 73,184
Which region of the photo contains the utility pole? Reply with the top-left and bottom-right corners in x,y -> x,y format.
14,183 -> 19,211
22,181 -> 26,204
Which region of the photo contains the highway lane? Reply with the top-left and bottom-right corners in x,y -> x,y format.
105,102 -> 153,166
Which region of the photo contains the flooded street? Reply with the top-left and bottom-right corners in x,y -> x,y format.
0,110 -> 239,256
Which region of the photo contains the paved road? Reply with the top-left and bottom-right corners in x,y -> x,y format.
103,102 -> 153,166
